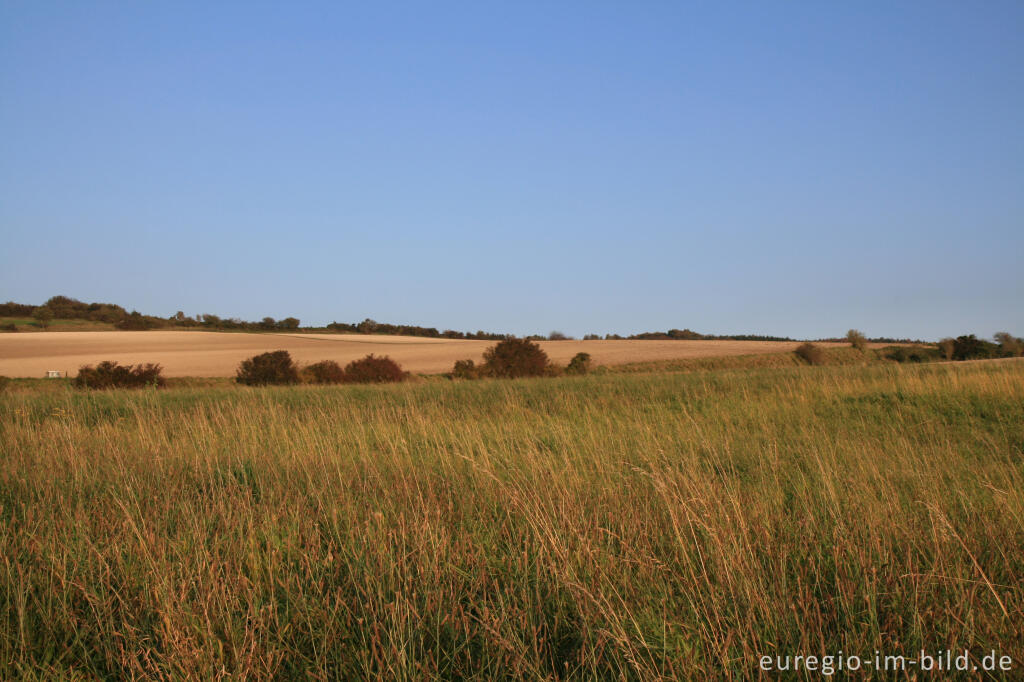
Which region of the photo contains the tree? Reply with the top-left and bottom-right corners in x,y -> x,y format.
668,328 -> 702,340
356,319 -> 379,334
994,332 -> 1023,357
846,329 -> 867,352
937,338 -> 955,360
278,317 -> 300,330
482,338 -> 551,378
32,307 -> 53,329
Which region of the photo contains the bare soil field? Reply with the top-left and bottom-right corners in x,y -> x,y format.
0,330 -> 860,378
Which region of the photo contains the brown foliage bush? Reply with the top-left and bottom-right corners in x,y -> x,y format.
794,342 -> 825,366
483,338 -> 551,378
236,350 -> 300,385
342,354 -> 407,384
74,361 -> 166,389
302,360 -> 346,384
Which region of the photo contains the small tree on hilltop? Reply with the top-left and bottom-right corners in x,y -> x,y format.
846,329 -> 867,352
236,350 -> 300,385
483,338 -> 551,378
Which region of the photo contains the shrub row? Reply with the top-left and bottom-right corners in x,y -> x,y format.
236,352 -> 408,386
68,352 -> 409,389
74,361 -> 166,389
450,338 -> 593,380
59,332 -> 1024,391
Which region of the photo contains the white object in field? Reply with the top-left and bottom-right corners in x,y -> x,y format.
46,370 -> 61,378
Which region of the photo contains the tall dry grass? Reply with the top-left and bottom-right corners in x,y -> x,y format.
1,361 -> 1022,679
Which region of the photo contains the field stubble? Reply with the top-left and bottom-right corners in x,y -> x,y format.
1,361 -> 1022,679
0,330 -> 867,378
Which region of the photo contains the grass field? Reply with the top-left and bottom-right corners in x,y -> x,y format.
0,330 -> 868,378
2,360 -> 1021,679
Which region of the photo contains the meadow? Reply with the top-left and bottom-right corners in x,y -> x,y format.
2,360 -> 1022,679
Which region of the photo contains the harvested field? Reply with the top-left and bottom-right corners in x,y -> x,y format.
0,331 -> 863,378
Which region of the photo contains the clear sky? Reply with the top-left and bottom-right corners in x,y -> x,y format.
2,2 -> 1021,339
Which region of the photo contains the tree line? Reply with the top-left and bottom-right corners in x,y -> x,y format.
2,297 -> 1020,353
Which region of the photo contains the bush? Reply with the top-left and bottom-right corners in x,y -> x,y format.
116,311 -> 162,330
483,338 -> 551,378
302,360 -> 346,384
236,350 -> 300,385
952,334 -> 996,361
0,376 -> 9,391
548,331 -> 572,340
74,361 -> 166,389
342,354 -> 407,383
846,329 -> 867,351
0,323 -> 16,332
566,352 -> 592,375
451,359 -> 480,380
543,363 -> 564,378
885,346 -> 940,364
794,342 -> 825,366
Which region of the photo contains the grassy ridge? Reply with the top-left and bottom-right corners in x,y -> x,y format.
601,344 -> 883,374
0,317 -> 115,332
2,362 -> 1023,679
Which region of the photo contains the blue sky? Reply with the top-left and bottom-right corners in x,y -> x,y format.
2,1 -> 1021,339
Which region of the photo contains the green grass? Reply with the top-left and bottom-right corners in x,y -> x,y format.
2,361 -> 1022,679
